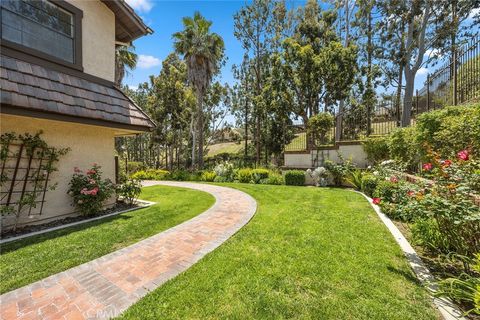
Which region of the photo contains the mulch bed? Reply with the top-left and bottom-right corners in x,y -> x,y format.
1,202 -> 140,240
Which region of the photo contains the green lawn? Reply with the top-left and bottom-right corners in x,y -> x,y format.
0,186 -> 215,294
119,184 -> 438,320
205,141 -> 246,157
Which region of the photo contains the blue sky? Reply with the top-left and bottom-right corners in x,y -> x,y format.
124,0 -> 479,93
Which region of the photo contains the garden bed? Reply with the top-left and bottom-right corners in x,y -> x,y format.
0,200 -> 148,241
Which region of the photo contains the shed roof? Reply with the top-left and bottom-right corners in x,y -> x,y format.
0,55 -> 155,131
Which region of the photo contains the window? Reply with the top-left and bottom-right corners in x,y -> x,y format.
1,0 -> 82,68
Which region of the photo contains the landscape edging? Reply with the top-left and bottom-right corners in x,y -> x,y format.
355,190 -> 466,320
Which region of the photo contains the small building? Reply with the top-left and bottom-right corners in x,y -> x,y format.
0,0 -> 155,230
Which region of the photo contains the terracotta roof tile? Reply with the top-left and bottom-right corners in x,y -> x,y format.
0,55 -> 155,130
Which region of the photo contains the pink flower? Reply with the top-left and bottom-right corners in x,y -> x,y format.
372,198 -> 381,205
457,149 -> 469,161
407,190 -> 415,197
90,187 -> 99,196
390,176 -> 399,183
422,163 -> 433,171
86,169 -> 96,175
80,188 -> 88,195
441,159 -> 452,167
74,167 -> 81,173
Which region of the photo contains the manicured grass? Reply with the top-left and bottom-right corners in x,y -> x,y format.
0,186 -> 215,294
205,141 -> 247,157
119,184 -> 438,320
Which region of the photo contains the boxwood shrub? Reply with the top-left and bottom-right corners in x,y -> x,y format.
284,170 -> 305,186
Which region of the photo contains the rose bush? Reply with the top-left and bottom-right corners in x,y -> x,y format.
68,164 -> 115,216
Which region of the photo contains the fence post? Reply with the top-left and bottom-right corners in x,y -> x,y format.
426,74 -> 430,111
453,47 -> 458,106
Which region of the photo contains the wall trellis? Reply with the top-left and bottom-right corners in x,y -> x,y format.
0,132 -> 69,231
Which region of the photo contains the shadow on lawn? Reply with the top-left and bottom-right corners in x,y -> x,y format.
1,214 -> 134,254
387,265 -> 422,285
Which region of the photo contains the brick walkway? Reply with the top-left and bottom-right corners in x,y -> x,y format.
0,182 -> 257,320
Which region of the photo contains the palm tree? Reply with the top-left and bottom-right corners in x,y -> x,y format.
173,12 -> 224,169
115,45 -> 138,87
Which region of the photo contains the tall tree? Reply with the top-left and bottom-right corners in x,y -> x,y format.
115,45 -> 137,86
173,12 -> 225,169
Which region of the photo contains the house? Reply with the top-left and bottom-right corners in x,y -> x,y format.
0,0 -> 155,230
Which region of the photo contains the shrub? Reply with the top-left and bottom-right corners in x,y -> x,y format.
306,167 -> 329,187
68,164 -> 115,216
264,173 -> 284,185
284,170 -> 305,186
361,174 -> 378,197
117,179 -> 142,205
167,170 -> 191,181
324,157 -> 354,186
252,168 -> 270,183
126,161 -> 146,174
130,169 -> 170,180
416,104 -> 480,159
214,161 -> 235,182
387,126 -> 420,170
307,112 -> 334,145
236,168 -> 253,183
363,136 -> 390,164
201,171 -> 217,182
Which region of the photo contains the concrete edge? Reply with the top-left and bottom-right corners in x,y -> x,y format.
0,200 -> 156,245
354,190 -> 466,320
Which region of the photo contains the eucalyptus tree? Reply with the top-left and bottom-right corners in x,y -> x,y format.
173,12 -> 225,169
233,0 -> 279,164
377,0 -> 479,126
115,45 -> 137,86
280,0 -> 358,126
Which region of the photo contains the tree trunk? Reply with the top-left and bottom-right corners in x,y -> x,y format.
402,69 -> 415,127
197,89 -> 205,169
244,99 -> 249,160
190,115 -> 196,169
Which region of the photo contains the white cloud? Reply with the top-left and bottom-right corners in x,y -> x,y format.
127,85 -> 138,91
468,7 -> 480,20
125,0 -> 154,13
424,48 -> 441,57
417,67 -> 428,75
137,55 -> 161,69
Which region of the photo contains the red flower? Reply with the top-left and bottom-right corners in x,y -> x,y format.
390,176 -> 399,183
457,149 -> 469,161
407,190 -> 415,197
86,169 -> 96,175
372,198 -> 381,205
422,163 -> 433,171
441,159 -> 452,167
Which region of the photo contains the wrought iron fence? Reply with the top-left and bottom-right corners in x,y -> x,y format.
417,35 -> 480,110
284,36 -> 479,152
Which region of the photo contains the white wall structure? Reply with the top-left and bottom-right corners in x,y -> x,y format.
284,142 -> 368,169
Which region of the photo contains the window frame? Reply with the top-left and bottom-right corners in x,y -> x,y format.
0,0 -> 83,71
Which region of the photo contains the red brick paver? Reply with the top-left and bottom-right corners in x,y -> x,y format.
0,182 -> 256,320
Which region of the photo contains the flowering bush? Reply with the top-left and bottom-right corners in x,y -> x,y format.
213,161 -> 235,182
306,167 -> 328,187
68,164 -> 115,216
116,178 -> 141,205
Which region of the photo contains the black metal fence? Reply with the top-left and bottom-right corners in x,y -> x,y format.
417,35 -> 480,111
285,35 -> 480,151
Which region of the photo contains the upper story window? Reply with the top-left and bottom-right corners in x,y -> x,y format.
1,0 -> 82,69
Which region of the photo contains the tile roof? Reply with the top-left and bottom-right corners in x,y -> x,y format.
0,54 -> 155,130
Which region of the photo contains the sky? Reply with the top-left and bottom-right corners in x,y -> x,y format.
124,0 -> 480,94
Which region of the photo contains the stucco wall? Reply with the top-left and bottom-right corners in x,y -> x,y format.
284,143 -> 368,169
67,0 -> 115,82
1,114 -> 116,228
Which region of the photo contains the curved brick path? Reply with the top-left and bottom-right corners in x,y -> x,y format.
0,182 -> 257,320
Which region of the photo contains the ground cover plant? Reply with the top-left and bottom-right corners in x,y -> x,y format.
0,186 -> 214,294
119,184 -> 438,319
